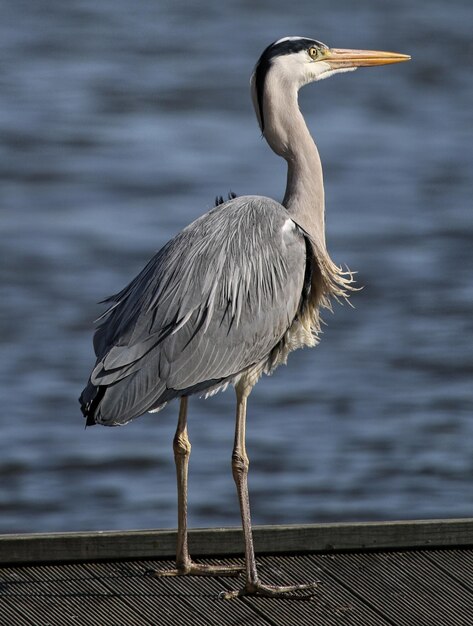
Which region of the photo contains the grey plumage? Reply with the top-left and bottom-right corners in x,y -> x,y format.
79,36 -> 409,597
81,196 -> 314,425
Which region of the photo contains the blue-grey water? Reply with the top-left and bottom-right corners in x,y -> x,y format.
0,0 -> 472,534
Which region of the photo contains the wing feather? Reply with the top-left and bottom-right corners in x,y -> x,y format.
88,195 -> 307,423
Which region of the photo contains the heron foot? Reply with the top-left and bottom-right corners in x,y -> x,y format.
152,561 -> 243,578
221,579 -> 320,600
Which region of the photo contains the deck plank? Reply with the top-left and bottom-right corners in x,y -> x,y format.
2,522 -> 473,625
83,557 -> 273,626
313,549 -> 473,626
424,547 -> 473,591
2,518 -> 473,565
0,554 -> 396,626
218,553 -> 394,625
0,596 -> 36,626
0,562 -> 154,626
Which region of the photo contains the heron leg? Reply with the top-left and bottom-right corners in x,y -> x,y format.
154,396 -> 242,578
221,381 -> 319,599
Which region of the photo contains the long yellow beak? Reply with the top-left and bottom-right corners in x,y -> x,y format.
325,48 -> 411,68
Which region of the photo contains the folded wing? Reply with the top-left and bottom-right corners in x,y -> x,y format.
81,195 -> 307,425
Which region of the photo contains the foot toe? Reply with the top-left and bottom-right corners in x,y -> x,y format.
221,580 -> 319,600
151,561 -> 243,578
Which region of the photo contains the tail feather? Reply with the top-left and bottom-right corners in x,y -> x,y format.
79,382 -> 105,427
79,373 -> 169,427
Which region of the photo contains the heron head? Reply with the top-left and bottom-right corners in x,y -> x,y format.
251,36 -> 410,132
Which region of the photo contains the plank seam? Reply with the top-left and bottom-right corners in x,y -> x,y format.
423,551 -> 473,597
315,559 -> 399,626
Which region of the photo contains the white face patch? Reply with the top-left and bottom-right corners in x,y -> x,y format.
270,50 -> 316,87
269,51 -> 356,88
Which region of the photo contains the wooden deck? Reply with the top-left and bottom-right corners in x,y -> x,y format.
1,519 -> 473,625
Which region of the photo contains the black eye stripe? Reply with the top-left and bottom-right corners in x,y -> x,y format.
269,38 -> 326,58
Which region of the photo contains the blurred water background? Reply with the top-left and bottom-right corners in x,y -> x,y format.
0,0 -> 472,534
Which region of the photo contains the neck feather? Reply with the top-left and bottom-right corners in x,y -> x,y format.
260,73 -> 326,250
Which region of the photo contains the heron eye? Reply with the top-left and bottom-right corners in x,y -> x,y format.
308,47 -> 319,59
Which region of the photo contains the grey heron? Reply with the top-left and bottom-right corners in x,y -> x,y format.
80,37 -> 409,598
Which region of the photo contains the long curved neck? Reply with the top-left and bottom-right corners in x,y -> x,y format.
262,77 -> 326,250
